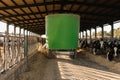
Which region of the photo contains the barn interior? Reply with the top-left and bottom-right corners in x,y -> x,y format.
0,0 -> 120,80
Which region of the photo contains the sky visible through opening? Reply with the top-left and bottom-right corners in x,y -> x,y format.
80,21 -> 120,38
0,21 -> 25,35
0,21 -> 120,37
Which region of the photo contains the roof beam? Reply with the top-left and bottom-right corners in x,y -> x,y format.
29,28 -> 45,34
26,27 -> 45,34
53,0 -> 55,14
16,23 -> 44,27
11,0 -> 25,20
16,20 -> 102,26
0,1 -> 120,10
1,9 -> 21,22
22,25 -> 45,29
33,0 -> 43,18
22,0 -> 39,23
8,17 -> 113,24
9,17 -> 44,23
0,0 -> 8,7
44,0 -> 48,15
0,10 -> 119,19
11,0 -> 26,21
16,22 -> 44,25
69,0 -> 76,11
60,0 -> 64,13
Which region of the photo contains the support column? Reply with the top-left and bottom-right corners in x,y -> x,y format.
27,30 -> 28,54
82,31 -> 84,39
102,26 -> 104,39
24,29 -> 28,69
14,26 -> 16,64
28,31 -> 30,49
86,30 -> 87,39
110,23 -> 114,38
24,29 -> 25,58
18,27 -> 21,61
95,28 -> 97,38
21,28 -> 24,59
90,29 -> 91,40
24,29 -> 28,57
4,23 -> 9,70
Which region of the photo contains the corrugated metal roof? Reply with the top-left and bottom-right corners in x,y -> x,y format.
0,0 -> 120,34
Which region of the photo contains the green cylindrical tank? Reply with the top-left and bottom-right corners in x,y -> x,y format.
46,14 -> 80,50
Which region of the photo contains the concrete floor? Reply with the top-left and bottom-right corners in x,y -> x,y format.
17,51 -> 120,80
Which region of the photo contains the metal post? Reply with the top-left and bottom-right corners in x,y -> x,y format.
18,27 -> 21,61
90,29 -> 91,40
27,30 -> 29,54
23,29 -> 28,70
82,31 -> 84,39
14,26 -> 16,64
24,29 -> 28,57
24,29 -> 27,57
24,30 -> 28,57
110,23 -> 114,38
102,26 -> 104,39
86,30 -> 87,40
23,29 -> 25,58
4,23 -> 9,70
95,28 -> 97,38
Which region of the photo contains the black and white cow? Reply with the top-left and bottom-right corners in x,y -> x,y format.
107,40 -> 120,61
80,39 -> 88,48
92,38 -> 109,55
92,39 -> 101,55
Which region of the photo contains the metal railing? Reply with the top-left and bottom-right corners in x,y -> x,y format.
0,35 -> 39,73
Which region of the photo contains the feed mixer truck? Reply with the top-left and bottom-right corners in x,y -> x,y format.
45,14 -> 80,58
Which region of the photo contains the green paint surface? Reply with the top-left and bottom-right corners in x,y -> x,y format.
46,14 -> 80,50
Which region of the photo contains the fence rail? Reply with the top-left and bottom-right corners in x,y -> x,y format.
0,34 -> 40,73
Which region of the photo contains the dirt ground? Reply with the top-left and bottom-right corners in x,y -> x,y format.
17,52 -> 61,80
17,49 -> 120,80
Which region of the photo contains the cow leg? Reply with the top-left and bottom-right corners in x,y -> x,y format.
93,48 -> 96,55
107,52 -> 113,61
114,47 -> 118,57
